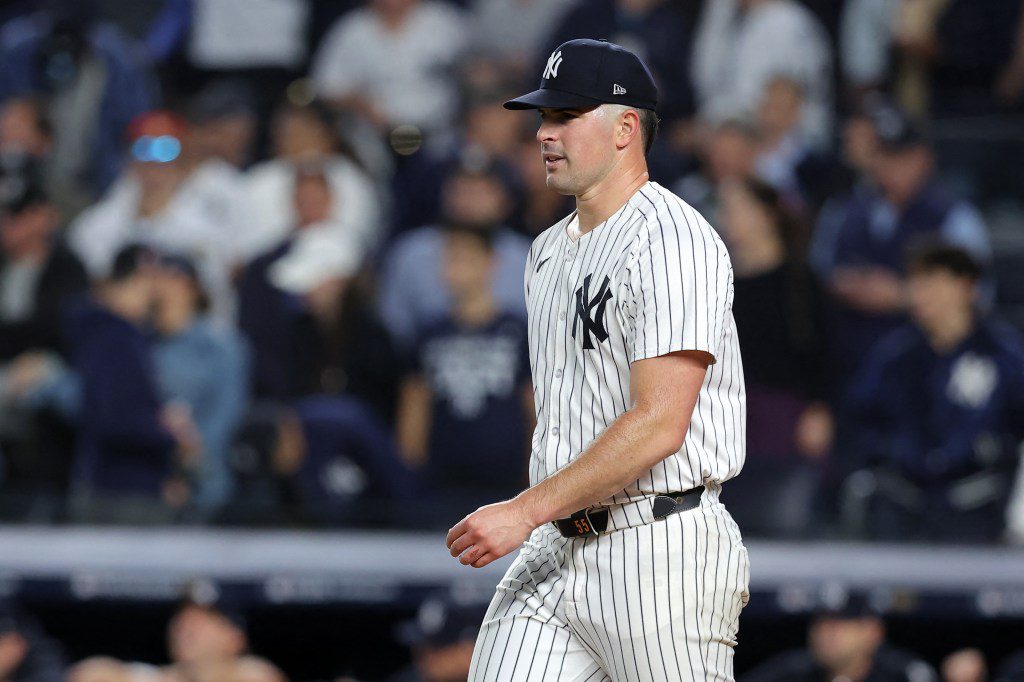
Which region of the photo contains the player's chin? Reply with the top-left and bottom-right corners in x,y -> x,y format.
544,172 -> 576,196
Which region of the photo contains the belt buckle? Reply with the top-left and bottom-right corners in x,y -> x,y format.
570,508 -> 600,537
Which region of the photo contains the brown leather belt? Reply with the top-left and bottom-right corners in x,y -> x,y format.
553,485 -> 705,538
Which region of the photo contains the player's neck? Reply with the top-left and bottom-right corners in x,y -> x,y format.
574,157 -> 649,234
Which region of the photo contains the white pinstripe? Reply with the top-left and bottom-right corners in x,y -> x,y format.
471,182 -> 750,681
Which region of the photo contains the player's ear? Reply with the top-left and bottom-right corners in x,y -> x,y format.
616,108 -> 641,151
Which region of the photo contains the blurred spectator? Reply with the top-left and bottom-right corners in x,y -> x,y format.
396,225 -> 532,523
742,592 -> 936,682
467,0 -> 575,77
0,96 -> 52,180
674,118 -> 759,223
843,0 -> 1024,118
0,601 -> 65,682
243,101 -> 383,260
842,246 -> 1024,543
239,222 -> 400,421
311,0 -> 467,138
379,161 -> 530,348
942,648 -> 987,682
70,583 -> 286,682
0,164 -> 86,514
717,178 -> 830,538
0,163 -> 88,361
68,110 -> 250,320
811,104 -> 990,387
63,245 -> 198,522
0,0 -> 156,207
691,0 -> 833,146
755,77 -> 847,212
542,0 -> 695,127
255,397 -> 417,526
183,79 -> 258,170
391,86 -> 525,235
388,591 -> 487,682
152,254 -> 249,518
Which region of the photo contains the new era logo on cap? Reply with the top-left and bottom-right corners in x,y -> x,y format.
505,38 -> 658,112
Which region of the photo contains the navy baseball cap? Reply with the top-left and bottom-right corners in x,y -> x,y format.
505,39 -> 658,112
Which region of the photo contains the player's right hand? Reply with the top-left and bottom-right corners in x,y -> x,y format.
445,499 -> 535,569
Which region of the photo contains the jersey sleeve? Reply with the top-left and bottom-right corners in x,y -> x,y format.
624,207 -> 733,364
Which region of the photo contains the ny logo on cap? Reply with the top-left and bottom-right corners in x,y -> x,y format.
543,50 -> 563,80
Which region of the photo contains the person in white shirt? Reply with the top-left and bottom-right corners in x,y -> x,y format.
68,110 -> 253,321
311,0 -> 468,137
692,0 -> 834,147
243,101 -> 384,261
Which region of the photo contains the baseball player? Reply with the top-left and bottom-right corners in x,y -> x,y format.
445,38 -> 750,681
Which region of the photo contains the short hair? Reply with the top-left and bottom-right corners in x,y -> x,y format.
109,244 -> 158,282
907,243 -> 983,282
638,108 -> 660,155
605,104 -> 659,155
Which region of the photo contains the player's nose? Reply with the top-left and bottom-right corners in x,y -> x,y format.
536,120 -> 557,144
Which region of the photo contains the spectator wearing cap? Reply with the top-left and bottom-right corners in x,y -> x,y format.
379,162 -> 530,349
0,164 -> 87,361
0,601 -> 66,682
388,592 -> 488,682
311,0 -> 468,139
152,253 -> 250,518
242,100 -> 384,261
691,0 -> 834,147
62,245 -> 200,521
183,79 -> 258,170
0,0 -> 157,204
396,224 -> 533,523
242,397 -> 417,526
68,109 -> 250,321
742,591 -> 937,682
811,104 -> 991,390
842,245 -> 1024,543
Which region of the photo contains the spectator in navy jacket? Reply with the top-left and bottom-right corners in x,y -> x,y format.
64,245 -> 199,521
812,104 -> 990,387
843,245 -> 1024,543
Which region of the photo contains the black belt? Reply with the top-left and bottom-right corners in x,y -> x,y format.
553,485 -> 705,538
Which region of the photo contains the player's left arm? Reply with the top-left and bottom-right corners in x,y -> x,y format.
446,349 -> 710,568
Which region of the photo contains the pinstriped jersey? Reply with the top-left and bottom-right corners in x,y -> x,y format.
525,181 -> 745,503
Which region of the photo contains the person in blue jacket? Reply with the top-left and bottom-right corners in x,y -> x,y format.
63,245 -> 197,521
843,244 -> 1024,543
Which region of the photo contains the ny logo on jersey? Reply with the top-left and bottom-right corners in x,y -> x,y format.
572,274 -> 613,349
543,50 -> 563,79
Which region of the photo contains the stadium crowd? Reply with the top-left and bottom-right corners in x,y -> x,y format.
1,0 -> 1024,679
2,0 -> 1024,542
